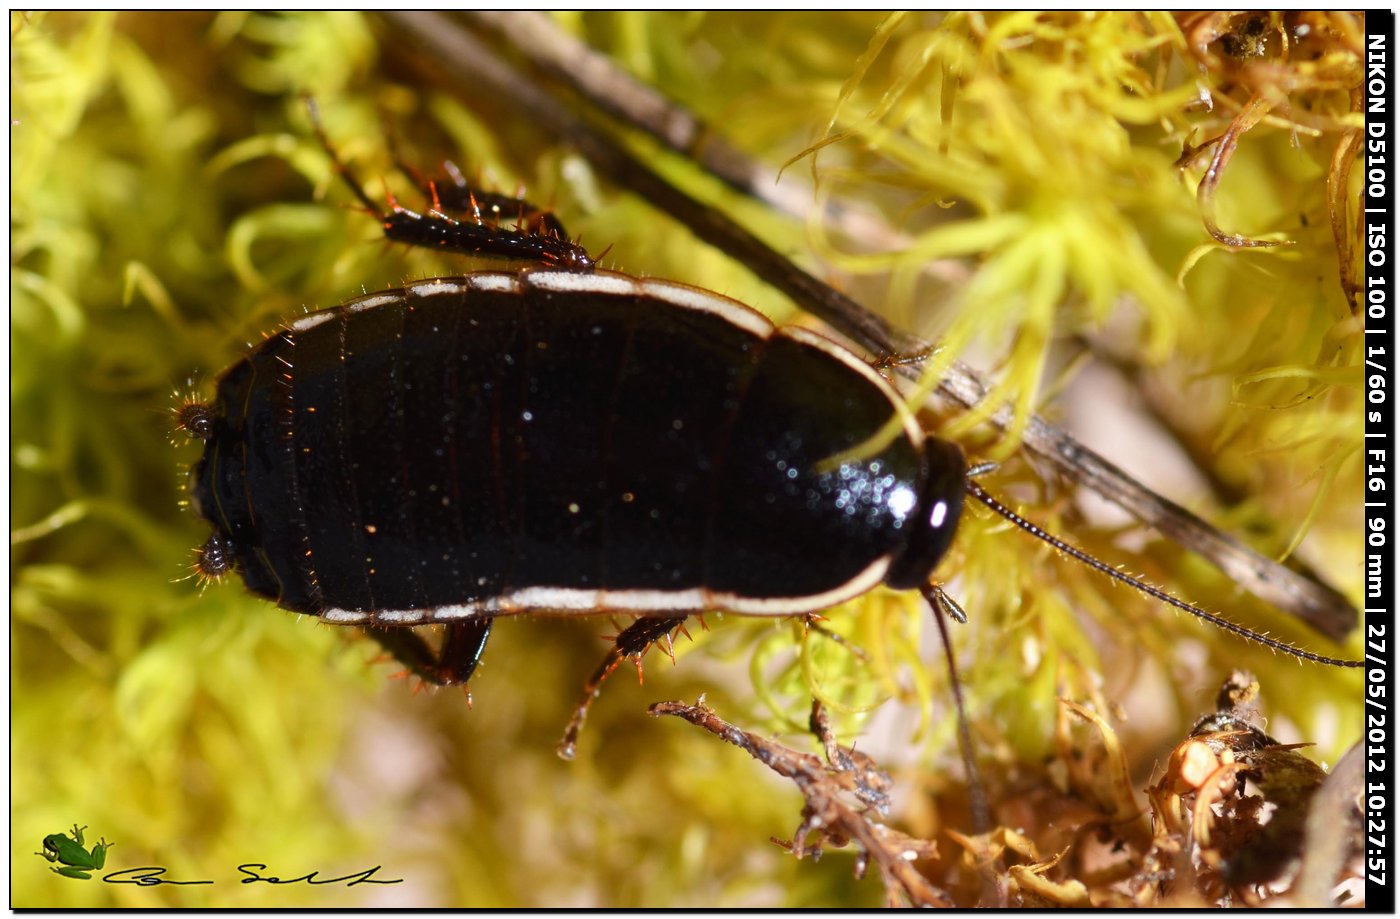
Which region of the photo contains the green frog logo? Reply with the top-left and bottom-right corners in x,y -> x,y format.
35,824 -> 112,879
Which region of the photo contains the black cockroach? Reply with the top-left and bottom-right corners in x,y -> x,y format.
178,112 -> 1361,760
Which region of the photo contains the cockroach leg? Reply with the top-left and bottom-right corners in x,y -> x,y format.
364,618 -> 494,698
556,615 -> 689,760
869,342 -> 941,372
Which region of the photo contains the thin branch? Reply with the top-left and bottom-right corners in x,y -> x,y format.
462,10 -> 967,288
1080,334 -> 1345,598
1293,740 -> 1364,906
466,11 -> 816,220
650,698 -> 951,908
375,11 -> 1356,641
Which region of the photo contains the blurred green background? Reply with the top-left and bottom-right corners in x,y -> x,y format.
12,12 -> 1364,907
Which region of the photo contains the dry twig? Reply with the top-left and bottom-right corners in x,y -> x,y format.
650,697 -> 950,907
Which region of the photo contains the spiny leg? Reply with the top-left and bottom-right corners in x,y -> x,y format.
376,109 -> 570,240
422,167 -> 571,241
557,614 -> 689,760
306,96 -> 593,270
869,342 -> 941,371
364,619 -> 494,701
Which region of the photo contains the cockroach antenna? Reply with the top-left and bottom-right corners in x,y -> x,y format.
962,478 -> 1364,669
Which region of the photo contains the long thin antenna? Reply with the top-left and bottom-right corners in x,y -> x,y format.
922,583 -> 1001,907
921,584 -> 991,834
964,479 -> 1363,669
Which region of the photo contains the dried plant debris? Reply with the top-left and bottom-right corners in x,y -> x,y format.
13,13 -> 1363,908
1140,670 -> 1359,906
652,673 -> 1360,908
650,698 -> 951,908
1176,11 -> 1365,307
965,689 -> 1153,908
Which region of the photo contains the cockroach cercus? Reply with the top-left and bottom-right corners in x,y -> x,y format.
177,111 -> 1362,761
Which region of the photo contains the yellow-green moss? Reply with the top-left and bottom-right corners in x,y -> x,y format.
12,11 -> 1363,907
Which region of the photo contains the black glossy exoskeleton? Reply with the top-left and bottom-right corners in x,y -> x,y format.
184,269 -> 969,752
179,112 -> 1360,757
187,271 -> 965,635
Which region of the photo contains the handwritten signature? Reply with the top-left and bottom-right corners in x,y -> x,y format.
101,864 -> 402,886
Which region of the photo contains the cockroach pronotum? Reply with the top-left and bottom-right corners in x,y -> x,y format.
176,105 -> 1362,762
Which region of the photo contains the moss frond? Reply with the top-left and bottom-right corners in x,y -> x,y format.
12,11 -> 1362,907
